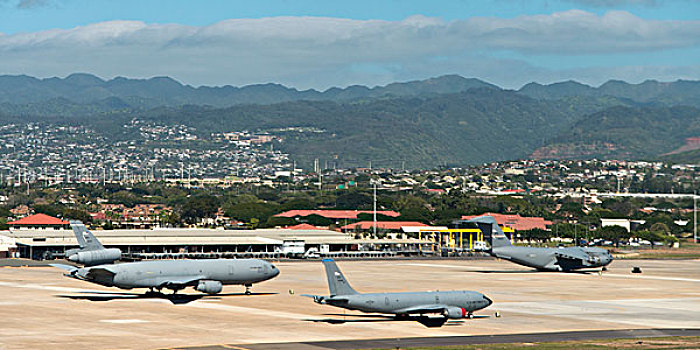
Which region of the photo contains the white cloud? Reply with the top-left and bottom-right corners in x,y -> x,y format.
0,11 -> 699,88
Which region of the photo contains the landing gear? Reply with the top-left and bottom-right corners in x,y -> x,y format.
145,288 -> 161,297
467,312 -> 474,319
245,283 -> 252,295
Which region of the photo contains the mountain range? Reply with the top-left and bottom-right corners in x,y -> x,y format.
0,73 -> 497,108
1,73 -> 699,167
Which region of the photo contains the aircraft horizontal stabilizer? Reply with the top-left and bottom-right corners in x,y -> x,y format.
301,294 -> 326,303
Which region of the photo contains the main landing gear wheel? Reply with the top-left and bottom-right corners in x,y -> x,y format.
245,284 -> 252,295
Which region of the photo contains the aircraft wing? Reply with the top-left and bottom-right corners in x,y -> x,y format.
153,276 -> 207,289
85,266 -> 117,280
393,304 -> 450,315
50,263 -> 78,274
554,248 -> 588,261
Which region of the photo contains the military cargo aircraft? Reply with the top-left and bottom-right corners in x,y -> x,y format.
464,215 -> 613,272
303,259 -> 492,326
63,221 -> 121,266
51,258 -> 279,296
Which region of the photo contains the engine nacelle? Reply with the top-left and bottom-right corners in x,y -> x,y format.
443,307 -> 468,319
195,280 -> 223,294
68,248 -> 122,266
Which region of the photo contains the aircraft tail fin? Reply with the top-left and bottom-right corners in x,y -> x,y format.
70,220 -> 104,250
321,259 -> 358,296
465,215 -> 512,248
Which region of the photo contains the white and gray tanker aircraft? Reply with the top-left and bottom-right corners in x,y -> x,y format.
303,259 -> 492,327
51,258 -> 280,298
63,221 -> 121,266
464,216 -> 613,272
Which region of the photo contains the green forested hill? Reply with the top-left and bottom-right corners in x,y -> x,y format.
2,73 -> 700,167
519,79 -> 700,107
136,89 -> 575,167
532,106 -> 700,160
0,73 -> 497,108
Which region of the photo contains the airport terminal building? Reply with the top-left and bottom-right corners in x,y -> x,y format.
5,226 -> 431,260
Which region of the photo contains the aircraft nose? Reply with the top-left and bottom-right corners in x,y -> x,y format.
483,295 -> 493,307
269,264 -> 280,278
67,254 -> 78,262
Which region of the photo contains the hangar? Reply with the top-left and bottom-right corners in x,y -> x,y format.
5,227 -> 431,260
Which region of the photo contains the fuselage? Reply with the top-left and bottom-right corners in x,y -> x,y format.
491,245 -> 613,271
73,259 -> 279,290
326,290 -> 492,315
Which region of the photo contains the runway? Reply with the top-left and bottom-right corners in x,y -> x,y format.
209,328 -> 700,350
0,259 -> 699,349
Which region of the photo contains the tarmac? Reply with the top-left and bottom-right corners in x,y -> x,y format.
1,258 -> 699,349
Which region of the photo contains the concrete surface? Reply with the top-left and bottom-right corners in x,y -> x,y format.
0,259 -> 699,349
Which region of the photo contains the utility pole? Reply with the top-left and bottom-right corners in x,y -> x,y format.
373,181 -> 377,237
694,191 -> 697,244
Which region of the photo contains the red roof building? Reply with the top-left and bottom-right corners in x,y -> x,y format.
7,213 -> 69,230
461,212 -> 552,231
340,221 -> 429,231
282,223 -> 327,230
275,210 -> 400,219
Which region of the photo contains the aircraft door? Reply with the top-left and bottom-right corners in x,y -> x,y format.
228,265 -> 234,275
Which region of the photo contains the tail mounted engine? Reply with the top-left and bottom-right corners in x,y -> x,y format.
68,248 -> 121,266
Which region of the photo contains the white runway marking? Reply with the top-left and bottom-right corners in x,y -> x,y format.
99,319 -> 149,324
0,280 -> 87,293
398,263 -> 700,283
602,273 -> 700,283
397,263 -> 486,271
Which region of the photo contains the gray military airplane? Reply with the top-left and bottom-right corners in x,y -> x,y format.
63,221 -> 121,266
51,258 -> 279,297
464,216 -> 613,272
303,259 -> 492,327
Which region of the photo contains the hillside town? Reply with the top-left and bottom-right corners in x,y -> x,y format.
1,154 -> 698,260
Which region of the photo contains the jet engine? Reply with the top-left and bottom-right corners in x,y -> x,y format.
195,280 -> 223,294
68,248 -> 121,266
443,307 -> 468,319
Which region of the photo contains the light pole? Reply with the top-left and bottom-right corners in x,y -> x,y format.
373,181 -> 377,237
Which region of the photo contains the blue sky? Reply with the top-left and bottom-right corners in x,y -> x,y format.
1,0 -> 700,89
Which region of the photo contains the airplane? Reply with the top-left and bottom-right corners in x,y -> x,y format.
51,258 -> 280,296
63,221 -> 121,266
463,215 -> 613,272
303,259 -> 492,327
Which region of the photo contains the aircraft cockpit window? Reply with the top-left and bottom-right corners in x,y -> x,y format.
270,264 -> 276,269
